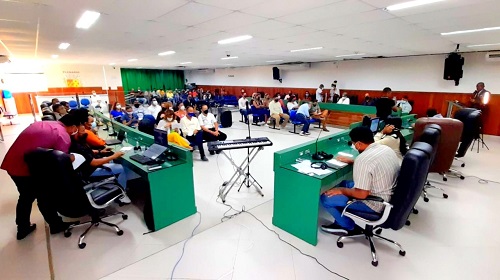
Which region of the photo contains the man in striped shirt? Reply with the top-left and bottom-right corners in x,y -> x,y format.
320,126 -> 400,235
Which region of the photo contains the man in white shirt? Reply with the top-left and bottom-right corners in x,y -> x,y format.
198,105 -> 227,155
287,96 -> 299,112
180,106 -> 208,161
268,94 -> 289,130
316,84 -> 324,102
147,98 -> 162,116
337,92 -> 350,105
330,82 -> 339,103
320,126 -> 400,235
396,95 -> 412,113
238,92 -> 249,123
296,102 -> 312,136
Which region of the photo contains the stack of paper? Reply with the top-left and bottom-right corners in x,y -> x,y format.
291,160 -> 333,176
326,158 -> 348,168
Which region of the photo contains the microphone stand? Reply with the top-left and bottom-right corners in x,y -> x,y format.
241,100 -> 252,189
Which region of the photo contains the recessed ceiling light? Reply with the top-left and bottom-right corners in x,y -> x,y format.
76,11 -> 101,29
158,51 -> 176,56
180,62 -> 192,65
467,43 -> 500,48
128,59 -> 138,62
221,56 -> 239,60
109,62 -> 116,65
335,53 -> 366,58
218,35 -> 253,45
51,54 -> 59,59
290,47 -> 323,53
266,60 -> 283,63
386,0 -> 445,11
441,26 -> 500,36
58,43 -> 70,50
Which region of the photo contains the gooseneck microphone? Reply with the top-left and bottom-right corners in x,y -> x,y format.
312,128 -> 324,160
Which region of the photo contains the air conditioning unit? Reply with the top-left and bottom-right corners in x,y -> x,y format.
485,52 -> 500,62
279,62 -> 311,71
0,55 -> 11,63
195,68 -> 215,73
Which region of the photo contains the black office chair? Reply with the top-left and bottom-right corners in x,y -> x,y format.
417,124 -> 446,202
454,108 -> 481,165
335,142 -> 432,266
25,148 -> 128,249
42,115 -> 56,121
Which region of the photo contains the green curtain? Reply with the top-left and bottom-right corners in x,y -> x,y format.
120,68 -> 184,93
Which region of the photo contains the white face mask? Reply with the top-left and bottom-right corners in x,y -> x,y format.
116,105 -> 122,110
153,101 -> 158,106
180,105 -> 185,111
167,117 -> 173,122
91,122 -> 97,129
71,127 -> 78,136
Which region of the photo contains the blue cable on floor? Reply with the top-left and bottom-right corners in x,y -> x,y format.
170,211 -> 202,279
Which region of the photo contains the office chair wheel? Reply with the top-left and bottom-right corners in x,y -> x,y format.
405,220 -> 411,226
460,176 -> 465,180
371,261 -> 378,267
399,250 -> 406,257
375,228 -> 382,234
79,243 -> 86,249
443,194 -> 449,199
117,230 -> 124,236
461,163 -> 465,167
122,214 -> 128,220
423,197 -> 429,202
443,177 -> 448,182
64,231 -> 72,238
336,242 -> 344,248
412,208 -> 419,214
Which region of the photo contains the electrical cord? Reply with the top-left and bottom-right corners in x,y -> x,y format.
170,211 -> 202,280
462,175 -> 500,185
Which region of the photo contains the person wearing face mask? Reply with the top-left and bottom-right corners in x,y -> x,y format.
183,95 -> 196,109
362,93 -> 374,106
304,91 -> 312,101
157,110 -> 192,150
330,82 -> 339,103
198,105 -> 227,154
252,92 -> 268,124
175,103 -> 187,120
147,98 -> 162,117
122,106 -> 139,128
156,101 -> 173,125
310,98 -> 330,132
180,106 -> 208,161
396,95 -> 412,114
132,101 -> 145,121
1,114 -> 81,239
268,93 -> 289,130
337,92 -> 350,105
320,126 -> 400,236
287,96 -> 299,112
83,115 -> 106,149
238,92 -> 249,123
110,102 -> 125,121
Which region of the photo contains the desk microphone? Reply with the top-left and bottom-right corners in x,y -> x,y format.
312,129 -> 325,160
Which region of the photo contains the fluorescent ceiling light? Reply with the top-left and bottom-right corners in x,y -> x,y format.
51,54 -> 58,59
386,0 -> 445,11
76,11 -> 101,29
128,59 -> 138,62
218,35 -> 252,45
179,62 -> 192,65
467,43 -> 500,48
58,43 -> 70,50
441,26 -> 500,36
221,56 -> 238,60
109,62 -> 116,65
335,53 -> 366,58
266,60 -> 283,63
290,47 -> 323,53
158,51 -> 176,56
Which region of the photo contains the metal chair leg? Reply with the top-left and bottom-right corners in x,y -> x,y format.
368,236 -> 378,266
374,234 -> 406,253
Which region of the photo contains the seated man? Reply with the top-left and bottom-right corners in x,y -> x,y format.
374,123 -> 407,162
238,92 -> 249,123
198,105 -> 227,155
337,92 -> 350,105
426,108 -> 443,118
135,90 -> 147,104
132,101 -> 146,120
180,106 -> 208,161
296,101 -> 312,136
320,126 -> 400,235
84,115 -> 106,149
397,95 -> 412,113
310,99 -> 330,132
268,93 -> 289,130
122,106 -> 139,128
287,96 -> 299,111
52,103 -> 68,120
60,101 -> 70,112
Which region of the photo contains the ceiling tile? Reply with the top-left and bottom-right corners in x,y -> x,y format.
156,2 -> 233,26
304,10 -> 394,30
241,0 -> 344,19
194,0 -> 268,11
196,11 -> 267,32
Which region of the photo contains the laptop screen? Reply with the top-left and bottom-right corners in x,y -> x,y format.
370,118 -> 380,134
154,128 -> 169,147
143,144 -> 168,160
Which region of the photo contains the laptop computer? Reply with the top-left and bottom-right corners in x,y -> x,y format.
369,118 -> 380,135
105,129 -> 126,145
130,144 -> 168,165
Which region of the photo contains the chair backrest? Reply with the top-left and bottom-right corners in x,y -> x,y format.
80,98 -> 91,106
382,142 -> 432,230
69,100 -> 79,109
25,148 -> 91,218
138,115 -> 156,136
454,108 -> 481,157
289,109 -> 297,121
416,124 -> 441,166
386,116 -> 403,129
413,117 -> 463,173
42,115 -> 56,121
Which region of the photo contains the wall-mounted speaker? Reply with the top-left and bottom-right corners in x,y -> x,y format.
443,53 -> 464,86
272,67 -> 282,83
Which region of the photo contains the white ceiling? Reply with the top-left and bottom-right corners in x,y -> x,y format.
1,0 -> 500,69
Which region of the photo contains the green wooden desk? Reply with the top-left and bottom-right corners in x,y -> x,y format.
272,127 -> 414,246
95,112 -> 197,231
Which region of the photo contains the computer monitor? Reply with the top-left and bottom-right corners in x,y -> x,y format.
154,128 -> 169,147
370,118 -> 380,134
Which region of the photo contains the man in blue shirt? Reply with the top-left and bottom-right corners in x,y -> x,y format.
296,102 -> 312,136
122,105 -> 139,128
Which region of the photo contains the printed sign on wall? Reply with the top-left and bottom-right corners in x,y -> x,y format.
63,70 -> 82,87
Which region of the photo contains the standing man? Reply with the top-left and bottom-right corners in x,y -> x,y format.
316,84 -> 325,103
330,81 -> 339,103
1,115 -> 80,240
198,105 -> 227,155
296,101 -> 312,136
375,87 -> 397,121
470,82 -> 490,109
320,126 -> 400,235
268,93 -> 290,130
181,106 -> 208,161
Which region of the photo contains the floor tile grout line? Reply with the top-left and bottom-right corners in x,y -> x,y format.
44,223 -> 55,280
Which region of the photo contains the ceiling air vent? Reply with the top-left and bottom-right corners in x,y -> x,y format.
485,52 -> 500,62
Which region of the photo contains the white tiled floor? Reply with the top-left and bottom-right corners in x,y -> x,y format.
2,113 -> 500,280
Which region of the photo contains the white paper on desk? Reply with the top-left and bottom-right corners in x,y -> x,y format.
326,158 -> 348,168
291,160 -> 333,176
71,153 -> 85,170
120,146 -> 134,153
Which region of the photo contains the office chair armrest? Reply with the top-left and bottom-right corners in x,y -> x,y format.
364,195 -> 385,203
342,197 -> 393,227
83,177 -> 116,193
